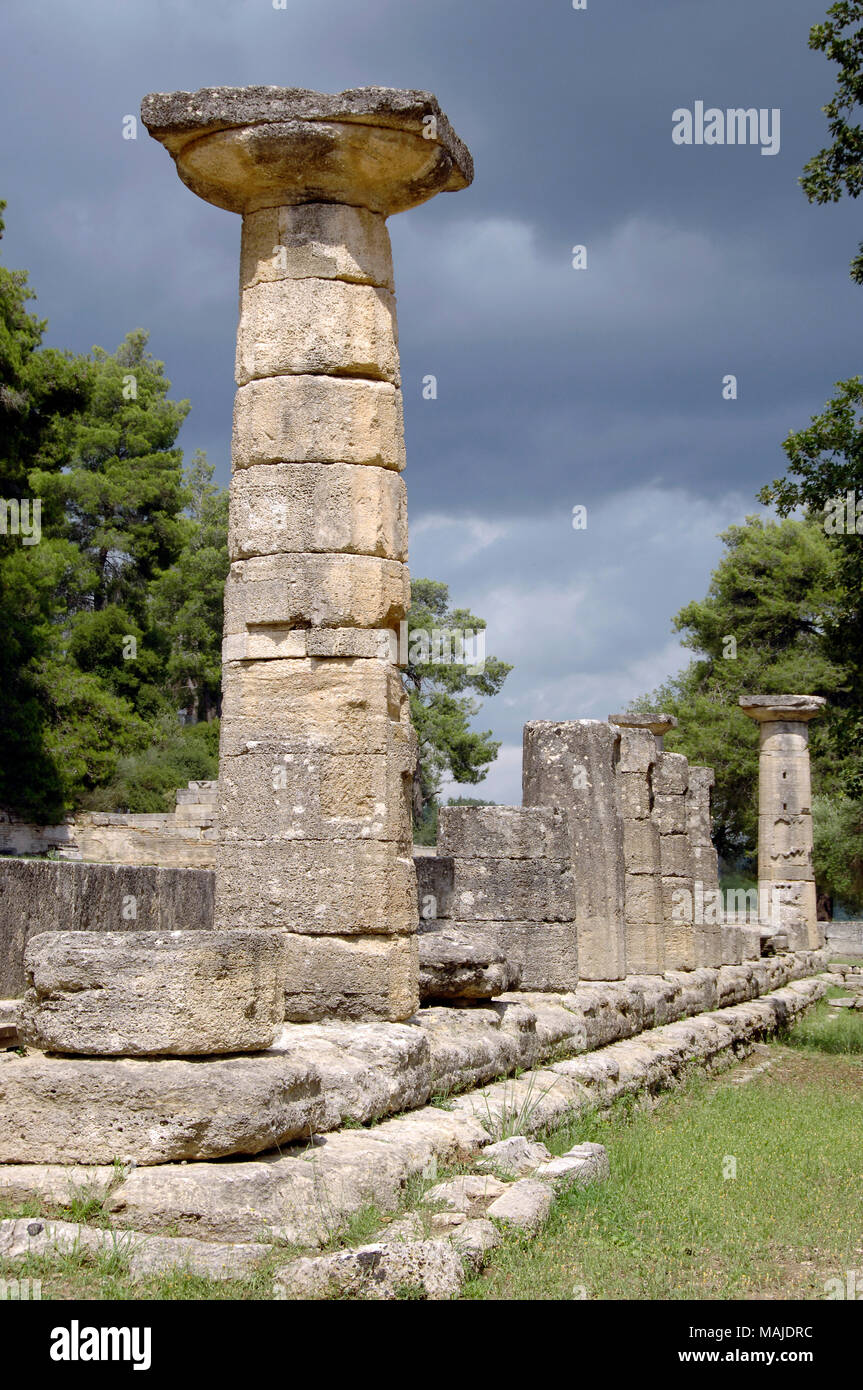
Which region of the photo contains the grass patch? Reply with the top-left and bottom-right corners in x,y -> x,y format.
787,995 -> 863,1054
465,1001 -> 863,1300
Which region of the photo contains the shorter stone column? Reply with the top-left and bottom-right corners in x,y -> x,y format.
610,718 -> 664,974
686,766 -> 723,968
654,751 -> 696,970
523,721 -> 626,980
739,695 -> 826,951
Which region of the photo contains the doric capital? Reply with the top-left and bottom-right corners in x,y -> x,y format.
609,711 -> 678,738
141,86 -> 473,216
738,695 -> 826,724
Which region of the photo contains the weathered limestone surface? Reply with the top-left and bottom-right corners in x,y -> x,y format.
228,462 -> 408,562
217,657 -> 408,755
232,375 -> 406,469
240,203 -> 396,290
0,952 -> 825,1183
415,851 -> 454,926
216,842 -> 417,934
236,279 -> 399,386
0,1051 -> 323,1164
219,741 -> 413,845
20,930 -> 288,1056
280,933 -> 419,1023
274,1238 -> 464,1300
437,806 -> 570,861
618,727 -> 665,976
268,1020 -> 431,1127
141,86 -> 473,216
432,805 -> 577,990
523,721 -> 626,980
223,553 -> 410,631
740,695 -> 825,951
448,857 -> 574,922
418,929 -> 521,1000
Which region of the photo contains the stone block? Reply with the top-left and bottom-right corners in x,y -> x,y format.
485,1178 -> 553,1232
281,933 -> 419,1022
692,841 -> 720,890
693,927 -> 723,969
616,726 -> 657,775
437,806 -> 570,860
653,793 -> 687,836
449,857 -> 574,922
624,872 -> 662,925
623,818 -> 661,874
240,203 -> 395,291
522,721 -> 626,980
444,921 -> 578,993
219,657 -> 407,756
720,925 -> 745,966
659,833 -> 694,879
228,462 -> 407,562
625,923 -> 665,975
214,840 -> 417,934
20,930 -> 288,1056
653,751 -> 689,796
219,738 -> 413,844
616,770 -> 651,820
273,1239 -> 464,1301
232,375 -> 405,469
0,1049 -> 323,1164
223,554 -> 410,632
663,922 -> 696,972
414,852 -> 454,926
418,929 -> 521,1000
236,278 -> 399,385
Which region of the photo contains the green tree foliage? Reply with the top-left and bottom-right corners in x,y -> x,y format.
633,516 -> 863,907
402,579 -> 511,832
0,206 -> 218,819
800,1 -> 863,282
150,450 -> 229,722
30,327 -> 189,618
82,715 -> 220,814
759,378 -> 863,761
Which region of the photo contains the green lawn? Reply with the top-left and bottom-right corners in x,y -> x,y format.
465,999 -> 863,1300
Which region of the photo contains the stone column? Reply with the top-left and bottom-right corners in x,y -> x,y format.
739,695 -> 826,952
523,721 -> 626,980
686,766 -> 723,967
143,87 -> 473,1021
653,751 -> 696,970
609,714 -> 675,975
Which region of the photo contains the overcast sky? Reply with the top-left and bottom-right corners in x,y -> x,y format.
2,0 -> 860,802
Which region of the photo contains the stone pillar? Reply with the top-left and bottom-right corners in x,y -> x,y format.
143,87 -> 473,1021
654,751 -> 695,970
609,714 -> 674,975
739,695 -> 826,952
686,766 -> 724,967
523,721 -> 626,980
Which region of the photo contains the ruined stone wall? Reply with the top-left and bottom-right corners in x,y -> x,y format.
424,717 -> 748,987
0,783 -> 219,868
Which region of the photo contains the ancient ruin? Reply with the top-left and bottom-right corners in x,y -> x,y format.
740,694 -> 825,952
0,87 -> 834,1281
